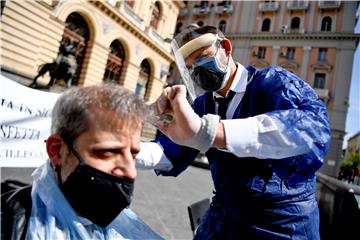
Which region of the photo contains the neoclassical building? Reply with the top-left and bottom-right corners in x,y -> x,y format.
1,0 -> 183,138
175,0 -> 359,177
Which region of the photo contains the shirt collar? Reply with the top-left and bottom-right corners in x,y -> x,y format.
213,63 -> 248,98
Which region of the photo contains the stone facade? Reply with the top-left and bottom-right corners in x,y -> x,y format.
1,0 -> 183,140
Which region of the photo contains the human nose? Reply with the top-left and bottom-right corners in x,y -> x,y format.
111,151 -> 137,179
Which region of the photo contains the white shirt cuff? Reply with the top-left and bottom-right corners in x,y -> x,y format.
136,142 -> 173,170
222,115 -> 310,159
222,117 -> 259,156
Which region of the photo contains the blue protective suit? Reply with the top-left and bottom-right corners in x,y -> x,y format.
156,66 -> 330,239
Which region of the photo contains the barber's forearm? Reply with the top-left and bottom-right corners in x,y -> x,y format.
212,121 -> 227,149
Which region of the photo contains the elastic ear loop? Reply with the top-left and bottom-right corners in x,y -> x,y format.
55,164 -> 62,186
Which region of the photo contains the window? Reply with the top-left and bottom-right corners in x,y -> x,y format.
135,60 -> 151,99
200,1 -> 209,8
218,1 -> 231,7
314,73 -> 326,89
125,0 -> 134,8
287,47 -> 295,60
321,16 -> 332,31
62,12 -> 89,86
219,20 -> 227,33
258,47 -> 266,59
1,1 -> 6,16
264,0 -> 275,7
290,17 -> 300,30
103,40 -> 125,83
150,2 -> 161,29
175,22 -> 183,34
318,48 -> 327,61
261,18 -> 271,32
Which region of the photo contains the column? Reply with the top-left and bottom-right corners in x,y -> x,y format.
272,45 -> 280,65
301,46 -> 311,80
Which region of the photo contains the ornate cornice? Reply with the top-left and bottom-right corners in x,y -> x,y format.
279,61 -> 299,71
250,59 -> 269,69
90,1 -> 173,62
227,32 -> 360,41
311,62 -> 333,72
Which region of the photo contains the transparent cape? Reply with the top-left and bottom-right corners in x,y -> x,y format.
27,161 -> 163,239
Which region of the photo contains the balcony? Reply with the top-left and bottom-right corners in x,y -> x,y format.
119,2 -> 145,31
315,88 -> 329,99
318,1 -> 341,9
214,5 -> 233,14
146,27 -> 165,46
193,6 -> 210,16
287,1 -> 309,11
258,2 -> 279,12
179,8 -> 189,17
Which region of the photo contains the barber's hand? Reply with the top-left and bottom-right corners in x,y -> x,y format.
157,85 -> 201,143
154,85 -> 220,153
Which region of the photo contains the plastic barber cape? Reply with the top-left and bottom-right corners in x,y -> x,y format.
27,160 -> 163,240
155,66 -> 330,239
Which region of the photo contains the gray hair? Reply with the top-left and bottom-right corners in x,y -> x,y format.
51,83 -> 149,145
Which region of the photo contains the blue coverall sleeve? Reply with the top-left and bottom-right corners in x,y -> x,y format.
259,67 -> 330,170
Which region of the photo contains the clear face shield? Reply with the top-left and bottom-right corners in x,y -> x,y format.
171,26 -> 229,102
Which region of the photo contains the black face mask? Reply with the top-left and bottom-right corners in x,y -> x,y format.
191,55 -> 230,92
60,158 -> 134,227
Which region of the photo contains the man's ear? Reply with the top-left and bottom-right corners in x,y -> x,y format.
46,134 -> 65,167
221,38 -> 232,55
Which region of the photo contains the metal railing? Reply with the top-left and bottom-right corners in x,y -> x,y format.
258,2 -> 279,12
214,5 -> 233,14
287,1 -> 309,10
318,1 -> 341,9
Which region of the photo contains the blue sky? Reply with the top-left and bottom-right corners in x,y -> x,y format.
343,12 -> 360,149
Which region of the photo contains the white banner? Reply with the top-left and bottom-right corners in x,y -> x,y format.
0,75 -> 60,167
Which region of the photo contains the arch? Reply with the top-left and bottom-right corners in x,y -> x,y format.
219,20 -> 227,33
321,16 -> 332,31
290,17 -> 300,30
59,12 -> 90,86
135,59 -> 152,100
103,40 -> 126,83
55,2 -> 101,42
261,18 -> 271,32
